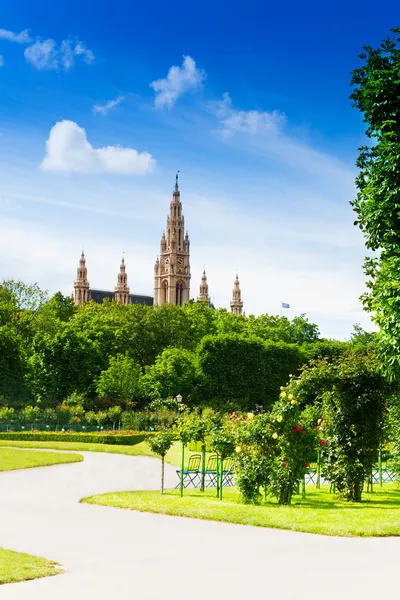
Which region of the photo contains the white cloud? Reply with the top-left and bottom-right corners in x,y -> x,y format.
0,55 -> 4,67
150,55 -> 205,109
214,92 -> 287,135
0,28 -> 32,44
24,38 -> 94,71
24,39 -> 59,71
93,95 -> 125,116
40,120 -> 155,175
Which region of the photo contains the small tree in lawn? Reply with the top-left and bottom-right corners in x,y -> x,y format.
146,431 -> 175,494
108,406 -> 122,430
177,408 -> 215,491
210,425 -> 235,500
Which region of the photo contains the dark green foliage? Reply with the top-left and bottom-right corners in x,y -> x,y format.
196,334 -> 306,411
0,431 -> 146,444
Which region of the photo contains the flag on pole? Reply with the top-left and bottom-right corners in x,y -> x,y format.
281,302 -> 290,309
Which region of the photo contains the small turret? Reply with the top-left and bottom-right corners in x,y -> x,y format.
198,269 -> 209,303
230,273 -> 243,315
114,255 -> 130,304
73,251 -> 90,305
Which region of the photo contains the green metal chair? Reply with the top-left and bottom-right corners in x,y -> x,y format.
204,454 -> 218,487
175,453 -> 202,488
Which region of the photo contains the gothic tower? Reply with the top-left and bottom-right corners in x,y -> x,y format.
73,251 -> 90,306
154,175 -> 191,306
198,269 -> 209,303
114,256 -> 130,304
230,274 -> 243,315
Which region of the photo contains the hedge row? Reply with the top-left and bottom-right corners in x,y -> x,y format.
0,431 -> 147,445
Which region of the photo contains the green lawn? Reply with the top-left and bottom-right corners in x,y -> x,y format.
0,548 -> 62,585
0,447 -> 83,471
0,440 -> 201,468
83,484 -> 400,537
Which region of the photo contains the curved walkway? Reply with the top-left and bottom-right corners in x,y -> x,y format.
0,451 -> 399,599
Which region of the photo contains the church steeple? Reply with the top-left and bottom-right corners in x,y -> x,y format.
73,251 -> 90,305
114,255 -> 130,304
198,269 -> 209,303
154,175 -> 191,306
230,273 -> 243,315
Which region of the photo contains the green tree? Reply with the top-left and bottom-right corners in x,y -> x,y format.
146,430 -> 175,494
142,348 -> 197,402
290,352 -> 391,502
350,28 -> 400,379
96,354 -> 142,406
108,406 -> 122,430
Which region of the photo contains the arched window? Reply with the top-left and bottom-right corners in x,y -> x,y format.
176,281 -> 184,306
162,280 -> 168,304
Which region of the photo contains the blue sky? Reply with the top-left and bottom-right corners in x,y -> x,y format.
0,0 -> 396,338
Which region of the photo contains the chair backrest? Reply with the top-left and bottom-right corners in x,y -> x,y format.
222,457 -> 233,472
188,454 -> 201,470
206,454 -> 217,471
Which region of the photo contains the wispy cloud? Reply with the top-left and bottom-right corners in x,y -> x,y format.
24,38 -> 94,71
0,55 -> 4,67
150,55 -> 205,109
0,28 -> 32,44
93,95 -> 125,116
40,120 -> 155,175
214,92 -> 287,135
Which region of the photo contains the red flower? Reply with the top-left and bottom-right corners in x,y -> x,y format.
230,412 -> 237,419
320,439 -> 326,446
305,463 -> 310,468
291,428 -> 296,433
296,425 -> 301,431
302,430 -> 306,435
282,462 -> 287,467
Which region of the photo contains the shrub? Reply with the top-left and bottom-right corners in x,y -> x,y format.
0,431 -> 146,445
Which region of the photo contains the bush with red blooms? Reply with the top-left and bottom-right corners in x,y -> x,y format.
230,394 -> 318,505
289,351 -> 392,502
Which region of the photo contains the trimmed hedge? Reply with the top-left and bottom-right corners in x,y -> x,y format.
0,431 -> 146,446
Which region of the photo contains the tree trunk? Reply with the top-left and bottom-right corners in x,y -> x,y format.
201,443 -> 206,492
349,481 -> 363,502
278,484 -> 292,505
161,456 -> 165,494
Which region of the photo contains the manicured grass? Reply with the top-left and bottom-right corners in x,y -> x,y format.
0,447 -> 83,471
0,548 -> 61,585
83,483 -> 400,537
0,440 -> 202,468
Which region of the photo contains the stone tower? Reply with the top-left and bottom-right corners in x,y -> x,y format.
73,251 -> 90,306
198,269 -> 209,303
114,256 -> 130,304
230,274 -> 243,315
154,175 -> 191,306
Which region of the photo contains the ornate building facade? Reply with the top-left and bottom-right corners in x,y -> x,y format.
153,176 -> 191,306
72,177 -> 243,313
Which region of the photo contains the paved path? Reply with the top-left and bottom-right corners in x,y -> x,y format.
1,451 -> 399,599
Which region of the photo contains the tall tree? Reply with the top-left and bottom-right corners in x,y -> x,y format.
351,28 -> 400,379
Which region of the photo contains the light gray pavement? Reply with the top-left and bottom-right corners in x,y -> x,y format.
1,450 -> 399,599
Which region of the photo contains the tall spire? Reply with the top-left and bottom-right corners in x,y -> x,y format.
154,178 -> 191,306
198,269 -> 209,303
114,255 -> 130,304
230,273 -> 243,315
73,251 -> 90,305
